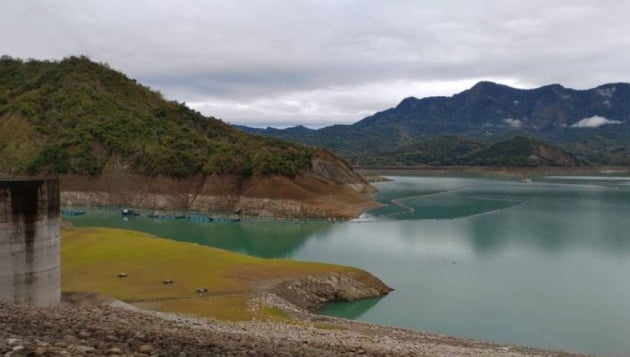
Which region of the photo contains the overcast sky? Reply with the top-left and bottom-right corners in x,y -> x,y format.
2,1 -> 630,128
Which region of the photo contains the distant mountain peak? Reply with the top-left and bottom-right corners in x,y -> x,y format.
535,83 -> 566,95
539,83 -> 564,89
284,125 -> 315,134
466,81 -> 522,96
395,96 -> 421,110
595,82 -> 629,89
470,80 -> 500,89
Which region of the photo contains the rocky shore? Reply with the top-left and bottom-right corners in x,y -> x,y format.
264,273 -> 392,312
0,301 -> 587,357
1,296 -> 588,357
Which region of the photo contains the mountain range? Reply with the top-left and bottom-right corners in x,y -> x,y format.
238,81 -> 630,166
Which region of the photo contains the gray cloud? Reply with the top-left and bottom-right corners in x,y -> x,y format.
1,0 -> 630,127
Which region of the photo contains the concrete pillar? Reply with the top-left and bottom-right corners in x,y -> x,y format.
0,178 -> 60,306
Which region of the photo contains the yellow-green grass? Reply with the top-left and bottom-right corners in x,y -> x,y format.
157,295 -> 254,321
61,226 -> 358,321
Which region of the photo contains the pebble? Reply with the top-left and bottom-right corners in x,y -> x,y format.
62,335 -> 79,343
6,339 -> 21,346
137,344 -> 153,353
105,347 -> 122,355
74,345 -> 95,353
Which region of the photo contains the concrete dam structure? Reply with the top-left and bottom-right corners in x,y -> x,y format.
0,178 -> 60,306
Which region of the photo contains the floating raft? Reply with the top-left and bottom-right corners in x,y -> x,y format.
186,214 -> 214,223
61,210 -> 86,216
121,209 -> 140,217
148,213 -> 186,220
215,217 -> 241,223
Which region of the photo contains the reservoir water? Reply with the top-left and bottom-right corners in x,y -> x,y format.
66,175 -> 630,356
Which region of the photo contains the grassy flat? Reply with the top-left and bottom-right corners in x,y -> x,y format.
61,226 -> 359,320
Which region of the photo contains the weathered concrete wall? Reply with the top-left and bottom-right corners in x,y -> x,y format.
0,178 -> 60,306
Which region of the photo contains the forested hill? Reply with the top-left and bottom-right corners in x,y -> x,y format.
359,136 -> 580,167
0,56 -> 313,177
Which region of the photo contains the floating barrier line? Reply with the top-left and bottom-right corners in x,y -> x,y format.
375,187 -> 471,218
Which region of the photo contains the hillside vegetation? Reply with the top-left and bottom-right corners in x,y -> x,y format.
0,56 -> 313,177
357,136 -> 580,167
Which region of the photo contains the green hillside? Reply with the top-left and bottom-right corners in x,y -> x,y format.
356,136 -> 580,167
0,56 -> 313,177
354,136 -> 484,166
469,136 -> 579,167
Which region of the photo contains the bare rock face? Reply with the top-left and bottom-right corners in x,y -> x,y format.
59,149 -> 379,219
311,150 -> 376,193
15,158 -> 380,218
528,141 -> 579,166
271,272 -> 393,312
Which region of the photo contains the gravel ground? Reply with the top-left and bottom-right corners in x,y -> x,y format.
1,299 -> 589,357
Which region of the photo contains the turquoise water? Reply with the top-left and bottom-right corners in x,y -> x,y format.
66,175 -> 630,356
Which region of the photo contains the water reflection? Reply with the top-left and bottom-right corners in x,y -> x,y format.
319,296 -> 384,319
365,178 -> 630,256
69,214 -> 331,258
316,176 -> 630,356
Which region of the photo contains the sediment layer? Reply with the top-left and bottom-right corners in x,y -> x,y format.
60,151 -> 379,219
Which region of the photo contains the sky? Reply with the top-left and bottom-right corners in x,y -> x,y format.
2,0 -> 630,128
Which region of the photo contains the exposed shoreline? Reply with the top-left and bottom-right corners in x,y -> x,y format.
0,295 -> 589,356
54,149 -> 381,220
357,165 -> 630,179
59,172 -> 379,220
